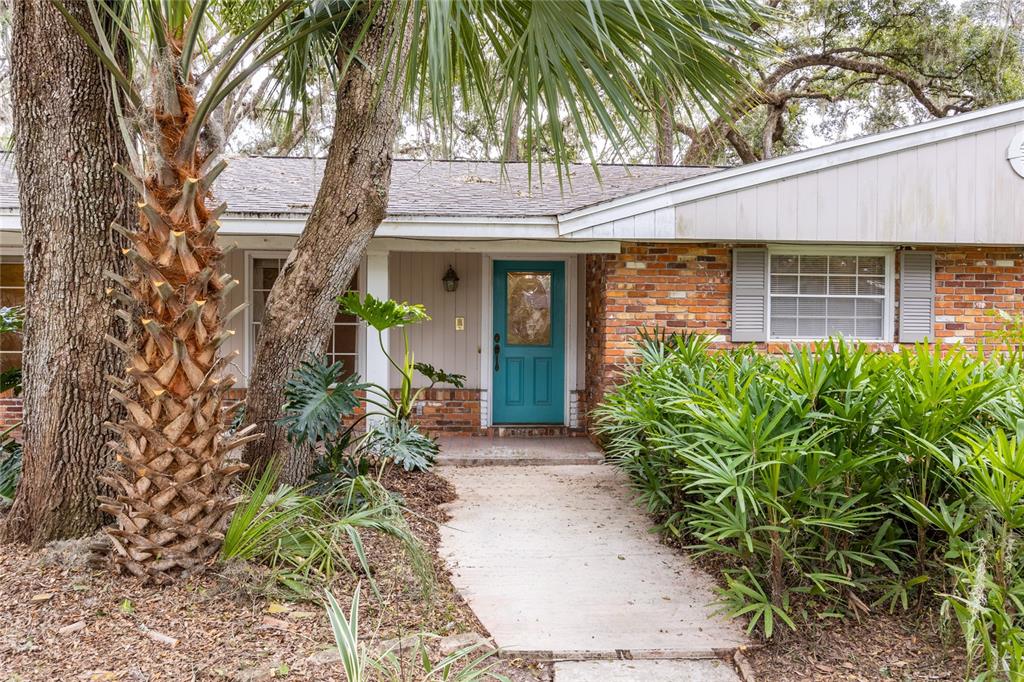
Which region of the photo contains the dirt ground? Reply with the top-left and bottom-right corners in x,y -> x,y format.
0,469 -> 549,682
745,609 -> 965,681
665,529 -> 966,681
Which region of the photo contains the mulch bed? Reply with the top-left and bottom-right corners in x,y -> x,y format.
657,521 -> 966,681
744,609 -> 965,681
0,469 -> 549,681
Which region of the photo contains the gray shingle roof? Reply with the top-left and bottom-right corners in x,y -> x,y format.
0,154 -> 718,219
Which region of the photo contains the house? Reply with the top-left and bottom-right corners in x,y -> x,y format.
2,100 -> 1024,435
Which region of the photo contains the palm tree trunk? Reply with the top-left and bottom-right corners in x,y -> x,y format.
1,0 -> 132,546
95,46 -> 257,580
244,5 -> 408,484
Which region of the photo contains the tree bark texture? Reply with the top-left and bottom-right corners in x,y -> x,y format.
2,0 -> 132,546
654,93 -> 673,165
244,5 -> 409,484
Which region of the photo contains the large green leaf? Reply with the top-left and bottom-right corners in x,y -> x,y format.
0,425 -> 22,504
266,0 -> 767,173
278,355 -> 364,445
362,419 -> 439,472
414,361 -> 465,388
338,292 -> 429,331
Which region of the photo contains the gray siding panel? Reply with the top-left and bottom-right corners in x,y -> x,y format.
731,248 -> 768,342
389,252 -> 482,388
899,251 -> 935,342
579,120 -> 1024,245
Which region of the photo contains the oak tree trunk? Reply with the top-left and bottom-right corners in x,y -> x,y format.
1,0 -> 132,546
244,5 -> 408,484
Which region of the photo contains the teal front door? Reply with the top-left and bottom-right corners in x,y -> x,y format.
492,260 -> 565,424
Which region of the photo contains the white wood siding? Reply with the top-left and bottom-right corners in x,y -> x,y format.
567,120 -> 1024,245
220,246 -> 249,386
388,252 -> 483,388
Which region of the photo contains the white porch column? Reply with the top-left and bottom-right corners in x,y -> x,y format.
364,250 -> 390,424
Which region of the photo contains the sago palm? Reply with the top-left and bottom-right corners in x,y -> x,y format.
54,0 -> 339,580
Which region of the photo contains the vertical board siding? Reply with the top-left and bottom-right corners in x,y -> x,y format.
835,163 -> 859,241
589,121 -> 1024,244
388,252 -> 482,388
754,183 -> 777,240
222,247 -> 248,385
856,157 -> 879,241
933,140 -> 958,243
974,130 -> 997,244
815,166 -> 838,242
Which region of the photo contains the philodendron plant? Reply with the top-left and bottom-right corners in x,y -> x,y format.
279,294 -> 465,476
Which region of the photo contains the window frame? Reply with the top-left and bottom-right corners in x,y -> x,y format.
0,253 -> 24,375
244,250 -> 366,382
765,245 -> 896,343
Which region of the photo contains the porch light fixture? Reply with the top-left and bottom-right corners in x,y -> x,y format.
442,265 -> 460,292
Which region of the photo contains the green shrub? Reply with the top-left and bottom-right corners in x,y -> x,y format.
0,424 -> 21,504
279,294 -> 465,477
594,331 -> 1024,674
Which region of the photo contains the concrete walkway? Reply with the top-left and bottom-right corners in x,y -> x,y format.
438,464 -> 747,662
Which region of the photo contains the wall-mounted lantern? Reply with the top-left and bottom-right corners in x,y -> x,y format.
442,265 -> 460,292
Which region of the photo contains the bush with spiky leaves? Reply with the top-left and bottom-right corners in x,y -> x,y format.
594,330 -> 1024,672
221,464 -> 431,598
325,584 -> 508,682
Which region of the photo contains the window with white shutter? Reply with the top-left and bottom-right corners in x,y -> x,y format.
731,248 -> 768,342
898,251 -> 935,342
732,247 -> 896,343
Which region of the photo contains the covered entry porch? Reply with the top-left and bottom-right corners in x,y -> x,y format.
362,238 -> 618,435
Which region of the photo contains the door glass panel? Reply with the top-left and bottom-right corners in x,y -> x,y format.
507,272 -> 551,345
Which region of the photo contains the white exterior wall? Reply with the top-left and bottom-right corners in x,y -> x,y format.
388,251 -> 483,388
220,246 -> 248,386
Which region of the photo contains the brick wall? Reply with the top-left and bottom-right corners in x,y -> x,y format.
929,247 -> 1024,343
583,243 -> 1024,422
0,389 -> 21,432
584,242 -> 732,409
401,388 -> 483,435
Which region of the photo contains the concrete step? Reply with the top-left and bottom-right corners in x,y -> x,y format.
436,436 -> 604,466
554,659 -> 741,682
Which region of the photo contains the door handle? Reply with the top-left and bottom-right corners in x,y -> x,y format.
493,333 -> 501,372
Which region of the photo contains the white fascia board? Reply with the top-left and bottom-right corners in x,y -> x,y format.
377,215 -> 559,239
556,99 -> 1024,235
368,237 -> 619,254
219,215 -> 306,235
0,210 -> 564,240
0,211 -> 21,233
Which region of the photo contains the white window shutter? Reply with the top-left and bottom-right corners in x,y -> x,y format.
731,248 -> 768,342
899,251 -> 935,342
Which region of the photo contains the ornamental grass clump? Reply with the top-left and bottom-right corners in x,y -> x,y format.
594,330 -> 1023,676
221,463 -> 432,599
